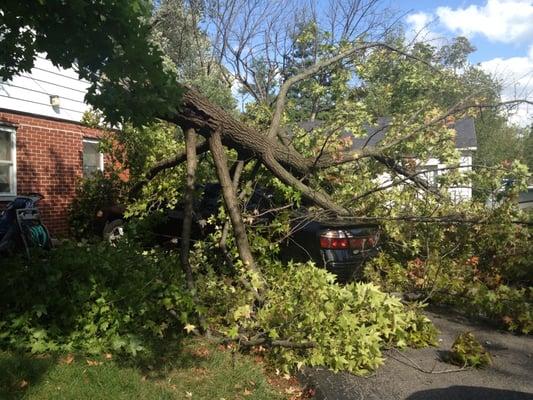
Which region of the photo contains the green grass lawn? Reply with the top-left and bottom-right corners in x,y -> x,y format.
0,339 -> 284,400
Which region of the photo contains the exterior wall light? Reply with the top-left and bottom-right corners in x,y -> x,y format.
49,95 -> 60,107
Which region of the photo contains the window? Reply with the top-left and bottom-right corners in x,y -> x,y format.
416,164 -> 439,188
82,139 -> 104,176
0,126 -> 16,197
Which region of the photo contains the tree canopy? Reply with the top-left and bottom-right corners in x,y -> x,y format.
0,0 -> 182,124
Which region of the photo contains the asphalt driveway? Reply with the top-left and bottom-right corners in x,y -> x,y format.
300,309 -> 533,400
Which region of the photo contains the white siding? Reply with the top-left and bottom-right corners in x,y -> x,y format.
375,151 -> 475,202
0,55 -> 91,122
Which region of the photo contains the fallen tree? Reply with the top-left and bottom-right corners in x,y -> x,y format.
3,0 -> 532,374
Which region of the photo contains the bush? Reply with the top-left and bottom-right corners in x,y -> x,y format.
364,199 -> 533,333
0,241 -> 194,355
449,332 -> 492,368
68,171 -> 126,238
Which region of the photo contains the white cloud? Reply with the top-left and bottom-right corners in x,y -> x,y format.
404,2 -> 533,125
405,12 -> 432,34
405,12 -> 443,45
437,0 -> 533,43
481,48 -> 533,125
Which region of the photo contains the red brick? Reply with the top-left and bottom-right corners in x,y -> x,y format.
0,111 -> 106,236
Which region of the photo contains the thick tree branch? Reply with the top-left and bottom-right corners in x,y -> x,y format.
267,42 -> 436,139
262,152 -> 350,216
181,128 -> 198,291
208,129 -> 262,277
166,81 -> 532,216
219,160 -> 245,268
129,139 -> 209,198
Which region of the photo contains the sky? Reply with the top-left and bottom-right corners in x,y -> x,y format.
399,0 -> 533,125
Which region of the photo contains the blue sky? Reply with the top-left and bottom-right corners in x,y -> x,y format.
398,0 -> 532,61
396,0 -> 533,124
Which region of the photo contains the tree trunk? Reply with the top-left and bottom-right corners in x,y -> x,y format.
207,130 -> 260,277
180,127 -> 198,291
168,87 -> 348,215
219,160 -> 245,267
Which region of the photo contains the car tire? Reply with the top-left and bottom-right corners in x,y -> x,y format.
103,219 -> 125,243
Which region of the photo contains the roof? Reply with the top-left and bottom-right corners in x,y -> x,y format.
299,117 -> 477,150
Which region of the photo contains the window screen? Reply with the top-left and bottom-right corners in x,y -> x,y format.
0,129 -> 15,195
82,139 -> 103,176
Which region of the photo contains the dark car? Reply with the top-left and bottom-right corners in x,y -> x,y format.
519,186 -> 533,210
279,218 -> 379,281
95,184 -> 380,281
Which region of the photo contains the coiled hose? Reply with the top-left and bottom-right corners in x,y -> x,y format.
27,224 -> 50,248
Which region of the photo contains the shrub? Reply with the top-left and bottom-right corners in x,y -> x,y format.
68,171 -> 126,238
0,241 -> 194,355
448,332 -> 492,368
194,258 -> 438,375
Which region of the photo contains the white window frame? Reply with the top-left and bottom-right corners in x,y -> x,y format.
82,138 -> 104,176
416,164 -> 439,189
0,125 -> 17,199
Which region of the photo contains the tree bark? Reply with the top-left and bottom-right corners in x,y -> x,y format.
168,87 -> 456,214
168,87 -> 349,215
219,160 -> 245,267
180,127 -> 198,291
207,130 -> 261,278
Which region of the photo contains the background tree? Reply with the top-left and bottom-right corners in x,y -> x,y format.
152,0 -> 237,110
524,125 -> 533,174
0,0 -> 183,124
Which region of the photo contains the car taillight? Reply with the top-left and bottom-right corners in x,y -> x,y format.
319,236 -> 349,249
319,230 -> 379,250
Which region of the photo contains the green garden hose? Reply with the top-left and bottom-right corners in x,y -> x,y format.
27,224 -> 50,248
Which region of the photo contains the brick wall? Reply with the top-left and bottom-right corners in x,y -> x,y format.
0,110 -> 104,236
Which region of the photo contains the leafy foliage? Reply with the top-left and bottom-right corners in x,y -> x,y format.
68,171 -> 127,238
364,162 -> 533,333
1,0 -> 182,125
190,221 -> 438,376
255,264 -> 438,374
449,285 -> 533,334
448,332 -> 492,368
0,242 -> 194,355
0,234 -> 438,376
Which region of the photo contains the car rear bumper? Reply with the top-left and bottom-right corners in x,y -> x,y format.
322,249 -> 378,282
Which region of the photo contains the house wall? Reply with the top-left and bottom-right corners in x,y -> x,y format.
0,55 -> 90,123
375,151 -> 474,202
423,153 -> 473,202
0,110 -> 102,236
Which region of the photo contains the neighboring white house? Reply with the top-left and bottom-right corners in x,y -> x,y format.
301,118 -> 477,201
358,118 -> 477,201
